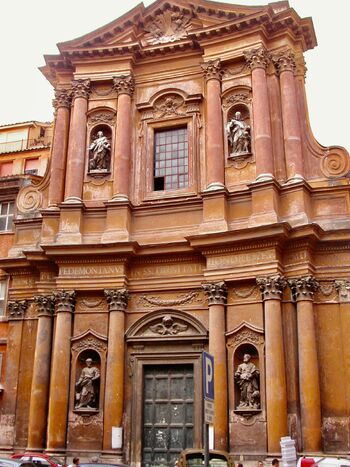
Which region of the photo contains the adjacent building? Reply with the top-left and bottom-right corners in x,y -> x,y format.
0,0 -> 349,465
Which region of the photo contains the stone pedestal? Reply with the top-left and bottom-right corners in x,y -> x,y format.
201,60 -> 225,191
199,188 -> 228,233
46,291 -> 76,452
288,276 -> 321,452
203,282 -> 228,450
48,90 -> 71,208
103,289 -> 129,451
101,201 -> 132,243
257,276 -> 288,453
64,79 -> 90,203
27,296 -> 54,450
111,75 -> 134,201
244,48 -> 274,181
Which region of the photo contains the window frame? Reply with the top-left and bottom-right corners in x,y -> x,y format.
0,201 -> 14,232
142,115 -> 198,201
0,278 -> 8,317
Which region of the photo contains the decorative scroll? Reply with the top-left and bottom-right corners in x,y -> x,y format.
104,288 -> 129,311
288,276 -> 319,301
149,315 -> 188,335
88,112 -> 116,125
202,281 -> 227,305
223,92 -> 252,109
320,152 -> 350,178
16,186 -> 43,214
144,10 -> 192,45
138,291 -> 198,308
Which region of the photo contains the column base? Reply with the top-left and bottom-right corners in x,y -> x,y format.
284,174 -> 305,184
62,196 -> 83,204
255,173 -> 275,182
204,182 -> 225,192
110,193 -> 129,202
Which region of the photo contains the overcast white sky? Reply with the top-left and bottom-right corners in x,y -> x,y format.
0,0 -> 348,151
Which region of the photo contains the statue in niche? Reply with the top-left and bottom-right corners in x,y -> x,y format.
88,130 -> 111,172
75,358 -> 100,409
234,353 -> 260,409
226,111 -> 251,156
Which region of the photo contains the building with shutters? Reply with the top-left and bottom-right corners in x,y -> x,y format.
0,0 -> 349,465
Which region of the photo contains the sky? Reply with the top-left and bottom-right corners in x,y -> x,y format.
0,0 -> 348,151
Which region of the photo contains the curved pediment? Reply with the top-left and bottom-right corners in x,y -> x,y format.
126,309 -> 207,342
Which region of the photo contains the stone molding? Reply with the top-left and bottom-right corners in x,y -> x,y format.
53,290 -> 76,313
53,89 -> 72,109
201,59 -> 224,81
113,75 -> 135,96
334,280 -> 350,303
7,300 -> 29,320
202,281 -> 227,305
271,49 -> 296,75
244,47 -> 270,70
256,275 -> 286,300
34,295 -> 55,317
104,288 -> 129,312
288,276 -> 319,302
71,79 -> 91,100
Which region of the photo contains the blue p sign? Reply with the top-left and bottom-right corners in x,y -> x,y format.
203,351 -> 214,400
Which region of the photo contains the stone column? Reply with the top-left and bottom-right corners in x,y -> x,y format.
288,276 -> 321,452
272,50 -> 304,182
111,75 -> 134,201
27,296 -> 55,450
334,281 -> 350,422
0,301 -> 28,448
48,89 -> 71,208
202,281 -> 228,450
257,275 -> 288,453
201,59 -> 225,191
64,79 -> 91,203
103,288 -> 129,451
244,47 -> 274,181
46,290 -> 76,452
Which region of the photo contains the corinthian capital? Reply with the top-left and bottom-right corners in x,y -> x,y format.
113,75 -> 135,96
34,295 -> 55,317
244,47 -> 270,70
202,281 -> 227,305
53,89 -> 71,109
201,59 -> 224,81
288,276 -> 319,302
105,288 -> 129,311
7,300 -> 29,319
71,79 -> 91,100
256,275 -> 286,300
53,290 -> 76,313
334,280 -> 350,303
271,49 -> 296,75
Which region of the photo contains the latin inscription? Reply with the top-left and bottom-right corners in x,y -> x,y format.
207,250 -> 274,269
131,263 -> 203,278
60,265 -> 123,277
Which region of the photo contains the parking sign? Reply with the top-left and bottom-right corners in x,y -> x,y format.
203,351 -> 214,401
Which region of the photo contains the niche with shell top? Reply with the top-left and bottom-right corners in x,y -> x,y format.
87,125 -> 112,175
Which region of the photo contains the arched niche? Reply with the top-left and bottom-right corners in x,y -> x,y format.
70,329 -> 107,414
226,322 -> 264,418
87,124 -> 112,175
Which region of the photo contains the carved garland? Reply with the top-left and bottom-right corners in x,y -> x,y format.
137,291 -> 199,308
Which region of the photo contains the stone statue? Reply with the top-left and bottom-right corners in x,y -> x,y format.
226,111 -> 251,155
234,353 -> 260,409
75,358 -> 100,409
88,130 -> 111,171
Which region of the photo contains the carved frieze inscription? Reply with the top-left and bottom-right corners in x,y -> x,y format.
207,250 -> 274,270
59,264 -> 123,278
130,262 -> 203,279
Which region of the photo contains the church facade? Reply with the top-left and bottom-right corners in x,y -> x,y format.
0,0 -> 349,465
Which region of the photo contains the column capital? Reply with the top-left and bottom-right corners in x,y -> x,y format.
113,75 -> 135,96
34,295 -> 55,317
104,288 -> 129,312
7,300 -> 29,320
71,79 -> 91,100
201,59 -> 224,81
271,49 -> 296,75
256,274 -> 286,300
335,280 -> 350,303
288,276 -> 319,302
202,281 -> 227,305
53,89 -> 72,110
244,47 -> 270,70
53,290 -> 76,313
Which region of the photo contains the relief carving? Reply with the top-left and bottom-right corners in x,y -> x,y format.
202,281 -> 227,305
149,315 -> 188,335
223,93 -> 252,109
7,300 -> 28,319
201,59 -> 224,81
34,295 -> 55,317
71,336 -> 107,353
288,276 -> 319,301
271,49 -> 296,74
53,89 -> 71,109
113,75 -> 135,96
88,112 -> 116,125
154,94 -> 185,118
228,329 -> 264,347
320,151 -> 350,179
53,290 -> 76,313
71,79 -> 91,100
104,288 -> 129,312
144,10 -> 192,45
244,47 -> 269,70
16,185 -> 43,214
257,275 -> 286,300
138,291 -> 199,308
334,280 -> 350,303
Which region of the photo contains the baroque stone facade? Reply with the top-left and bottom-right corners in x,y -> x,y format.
0,0 -> 349,465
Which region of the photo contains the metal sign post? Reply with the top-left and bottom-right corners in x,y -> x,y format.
202,351 -> 214,467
